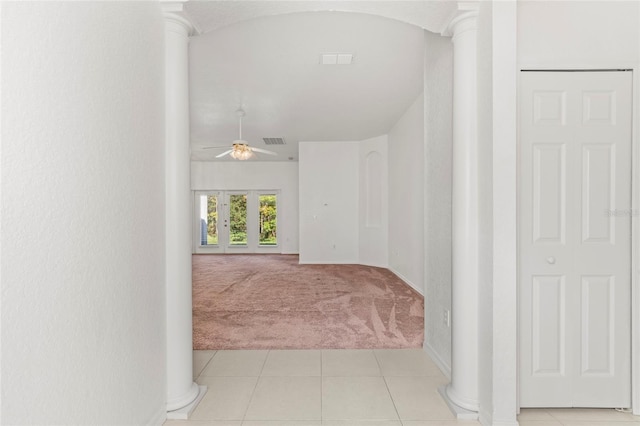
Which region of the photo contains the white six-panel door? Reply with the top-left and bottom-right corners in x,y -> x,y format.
519,71 -> 632,407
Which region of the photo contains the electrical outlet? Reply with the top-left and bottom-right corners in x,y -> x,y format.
443,309 -> 450,327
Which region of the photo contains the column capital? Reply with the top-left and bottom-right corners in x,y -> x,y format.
441,2 -> 479,38
162,2 -> 199,36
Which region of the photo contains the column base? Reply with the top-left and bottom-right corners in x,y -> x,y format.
438,385 -> 479,420
166,384 -> 207,420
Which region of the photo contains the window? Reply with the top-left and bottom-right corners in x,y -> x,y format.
259,194 -> 277,246
199,194 -> 218,246
228,193 -> 248,245
194,190 -> 280,253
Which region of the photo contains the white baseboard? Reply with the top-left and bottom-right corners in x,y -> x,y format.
424,341 -> 451,380
359,261 -> 389,269
388,267 -> 423,296
479,412 -> 520,426
166,385 -> 208,420
147,406 -> 167,426
438,385 -> 479,420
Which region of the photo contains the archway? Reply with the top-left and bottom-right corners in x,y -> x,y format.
162,1 -> 505,422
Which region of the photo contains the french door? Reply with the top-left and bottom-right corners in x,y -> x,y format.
519,70 -> 632,407
194,190 -> 279,253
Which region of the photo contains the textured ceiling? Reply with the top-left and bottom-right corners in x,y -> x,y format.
185,1 -> 457,161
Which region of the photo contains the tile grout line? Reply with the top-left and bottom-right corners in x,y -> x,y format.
373,349 -> 403,423
240,349 -> 270,424
320,349 -> 324,422
196,350 -> 217,380
381,375 -> 403,424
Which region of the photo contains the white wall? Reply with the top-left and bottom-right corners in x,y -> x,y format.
1,2 -> 166,425
518,1 -> 640,66
299,141 -> 360,263
422,31 -> 453,375
388,94 -> 424,294
359,135 -> 389,268
191,161 -> 300,254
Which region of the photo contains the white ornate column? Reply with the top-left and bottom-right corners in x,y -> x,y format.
163,4 -> 205,417
440,2 -> 480,416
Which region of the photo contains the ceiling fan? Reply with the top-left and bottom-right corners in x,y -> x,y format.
204,109 -> 277,160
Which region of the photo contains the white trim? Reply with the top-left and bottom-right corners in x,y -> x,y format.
635,7 -> 640,416
389,266 -> 423,296
515,64 -> 640,413
490,1 -> 518,424
146,406 -> 167,426
478,416 -> 519,426
193,190 -> 222,253
632,64 -> 640,416
518,62 -> 637,72
424,340 -> 452,380
491,2 -> 519,424
161,2 -> 200,36
439,385 -> 479,420
515,66 -> 522,414
166,385 -> 208,420
0,3 -> 3,419
358,261 -> 389,269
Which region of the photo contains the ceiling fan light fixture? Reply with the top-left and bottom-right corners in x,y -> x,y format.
230,143 -> 254,160
209,109 -> 276,160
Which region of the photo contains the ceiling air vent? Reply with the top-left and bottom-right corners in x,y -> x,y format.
263,137 -> 286,145
320,53 -> 354,65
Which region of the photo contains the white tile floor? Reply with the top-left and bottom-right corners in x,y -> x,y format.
164,349 -> 640,426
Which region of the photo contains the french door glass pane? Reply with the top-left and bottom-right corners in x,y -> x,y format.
229,194 -> 248,245
259,194 -> 277,246
199,195 -> 218,245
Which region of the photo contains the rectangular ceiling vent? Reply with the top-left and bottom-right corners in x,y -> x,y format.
320,53 -> 354,65
263,137 -> 286,145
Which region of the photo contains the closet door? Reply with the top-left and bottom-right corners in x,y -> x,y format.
519,71 -> 632,407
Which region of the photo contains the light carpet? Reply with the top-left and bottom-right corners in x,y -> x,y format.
192,254 -> 424,350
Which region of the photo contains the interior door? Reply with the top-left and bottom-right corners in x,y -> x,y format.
519,71 -> 632,407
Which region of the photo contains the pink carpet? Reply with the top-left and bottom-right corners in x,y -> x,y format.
192,254 -> 424,350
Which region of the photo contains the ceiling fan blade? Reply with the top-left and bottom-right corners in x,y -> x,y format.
202,145 -> 230,150
251,147 -> 277,156
215,149 -> 233,158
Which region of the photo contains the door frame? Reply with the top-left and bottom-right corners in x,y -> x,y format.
192,189 -> 282,254
515,65 -> 640,414
193,190 -> 223,253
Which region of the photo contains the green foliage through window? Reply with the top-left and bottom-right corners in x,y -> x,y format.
199,192 -> 277,247
259,195 -> 277,245
207,196 -> 218,244
229,194 -> 247,244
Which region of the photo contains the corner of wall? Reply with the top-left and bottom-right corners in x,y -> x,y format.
423,27 -> 453,374
388,266 -> 423,296
388,92 -> 425,295
424,340 -> 451,380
